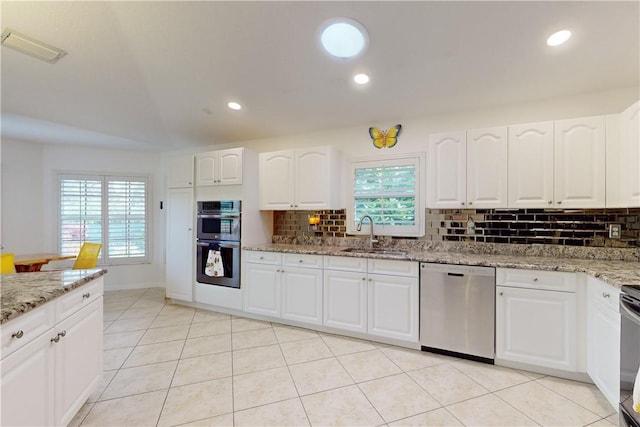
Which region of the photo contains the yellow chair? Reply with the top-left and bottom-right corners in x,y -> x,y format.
72,243 -> 102,269
1,253 -> 17,274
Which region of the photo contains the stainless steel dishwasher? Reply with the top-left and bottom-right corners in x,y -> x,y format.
420,263 -> 496,363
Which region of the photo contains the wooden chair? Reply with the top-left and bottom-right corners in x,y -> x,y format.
72,243 -> 102,269
1,253 -> 17,274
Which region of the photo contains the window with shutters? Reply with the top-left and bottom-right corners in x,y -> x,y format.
348,154 -> 425,237
58,174 -> 150,265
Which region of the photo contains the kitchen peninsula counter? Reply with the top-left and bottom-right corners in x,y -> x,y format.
0,268 -> 107,324
243,243 -> 639,289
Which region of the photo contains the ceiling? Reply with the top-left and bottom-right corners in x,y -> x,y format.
1,1 -> 638,151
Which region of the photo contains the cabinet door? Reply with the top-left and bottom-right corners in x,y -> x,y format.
554,116 -> 606,208
428,131 -> 466,208
467,127 -> 508,208
294,147 -> 332,210
165,188 -> 194,301
218,148 -> 243,185
281,267 -> 323,325
496,286 -> 577,371
368,275 -> 418,342
244,263 -> 281,317
1,329 -> 55,427
323,270 -> 367,333
620,101 -> 640,206
167,154 -> 194,188
508,122 -> 554,208
259,150 -> 294,210
587,279 -> 620,409
54,298 -> 103,426
195,152 -> 219,186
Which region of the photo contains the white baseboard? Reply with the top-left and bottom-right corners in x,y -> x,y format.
104,282 -> 165,292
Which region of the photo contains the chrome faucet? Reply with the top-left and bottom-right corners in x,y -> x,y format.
356,214 -> 378,249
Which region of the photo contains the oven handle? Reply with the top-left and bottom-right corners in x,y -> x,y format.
196,241 -> 240,249
197,214 -> 240,219
621,297 -> 640,327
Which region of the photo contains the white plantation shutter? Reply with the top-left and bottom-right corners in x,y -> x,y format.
59,176 -> 103,257
349,155 -> 424,237
58,174 -> 149,264
107,178 -> 147,259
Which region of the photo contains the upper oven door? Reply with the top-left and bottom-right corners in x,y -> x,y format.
197,213 -> 240,241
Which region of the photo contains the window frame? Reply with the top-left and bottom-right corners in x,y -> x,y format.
347,152 -> 425,237
57,172 -> 151,266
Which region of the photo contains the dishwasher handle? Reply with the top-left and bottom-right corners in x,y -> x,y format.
447,272 -> 465,277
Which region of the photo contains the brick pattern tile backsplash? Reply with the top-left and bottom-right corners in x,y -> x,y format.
273,208 -> 640,247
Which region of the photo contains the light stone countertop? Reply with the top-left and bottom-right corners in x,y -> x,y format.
1,268 -> 107,324
243,243 -> 640,289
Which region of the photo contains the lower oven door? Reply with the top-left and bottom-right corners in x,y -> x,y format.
620,292 -> 640,427
196,240 -> 240,288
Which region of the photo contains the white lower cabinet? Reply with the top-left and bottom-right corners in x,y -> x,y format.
368,273 -> 419,342
496,269 -> 578,372
243,252 -> 323,323
586,276 -> 620,409
323,256 -> 419,342
0,277 -> 104,427
323,270 -> 368,333
244,263 -> 281,317
281,267 -> 323,325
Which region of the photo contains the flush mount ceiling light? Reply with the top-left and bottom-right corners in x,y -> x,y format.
320,18 -> 368,59
227,101 -> 242,111
547,30 -> 572,46
353,73 -> 370,85
1,28 -> 67,63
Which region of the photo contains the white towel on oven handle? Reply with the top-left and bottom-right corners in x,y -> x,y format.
211,249 -> 224,277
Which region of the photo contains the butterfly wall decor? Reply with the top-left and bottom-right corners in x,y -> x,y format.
369,124 -> 402,149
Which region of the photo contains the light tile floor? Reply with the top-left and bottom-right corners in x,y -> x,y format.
72,287 -> 619,427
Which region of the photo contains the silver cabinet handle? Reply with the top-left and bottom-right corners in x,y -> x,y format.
259,256 -> 264,260
368,278 -> 372,282
557,201 -> 562,204
499,291 -> 504,296
361,277 -> 365,281
58,330 -> 67,338
602,292 -> 610,298
533,278 -> 538,282
548,200 -> 553,204
12,330 -> 24,339
83,293 -> 91,299
461,202 -> 465,205
469,202 -> 473,205
51,335 -> 60,343
298,259 -> 304,263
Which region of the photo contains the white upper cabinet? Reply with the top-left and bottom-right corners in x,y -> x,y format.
610,100 -> 640,207
508,122 -> 554,208
195,148 -> 243,186
467,127 -> 508,208
259,146 -> 341,210
554,116 -> 606,208
167,154 -> 194,188
621,101 -> 640,206
427,131 -> 467,208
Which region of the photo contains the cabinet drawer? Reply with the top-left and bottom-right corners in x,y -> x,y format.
368,259 -> 419,277
1,303 -> 55,358
587,276 -> 620,313
56,278 -> 104,322
282,253 -> 323,269
496,268 -> 576,292
243,251 -> 282,265
323,256 -> 367,272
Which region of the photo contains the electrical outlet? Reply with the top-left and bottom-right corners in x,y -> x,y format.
609,224 -> 621,239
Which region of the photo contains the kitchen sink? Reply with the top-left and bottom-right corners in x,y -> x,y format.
341,248 -> 409,256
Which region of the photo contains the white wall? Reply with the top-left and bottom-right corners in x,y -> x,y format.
1,138 -> 165,290
1,139 -> 45,253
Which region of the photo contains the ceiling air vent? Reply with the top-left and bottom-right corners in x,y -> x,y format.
1,29 -> 67,63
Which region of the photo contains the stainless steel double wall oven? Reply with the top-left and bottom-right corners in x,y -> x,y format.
196,200 -> 241,288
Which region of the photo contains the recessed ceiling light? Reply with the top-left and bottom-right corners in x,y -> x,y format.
319,18 -> 368,59
547,30 -> 572,46
354,73 -> 370,85
227,102 -> 242,110
1,28 -> 67,63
